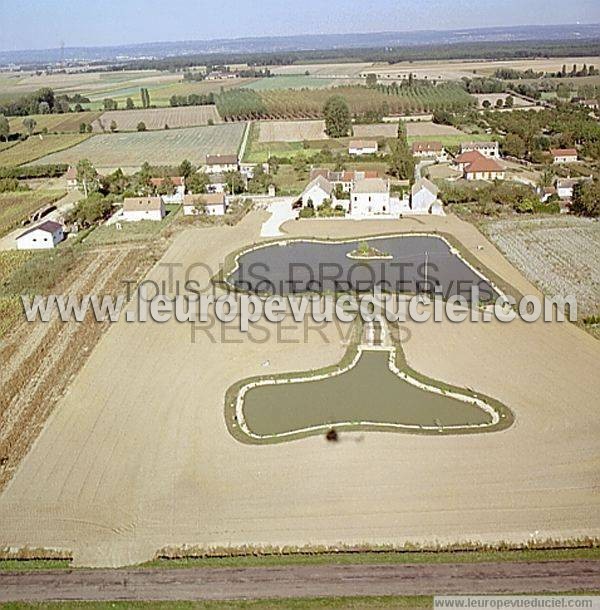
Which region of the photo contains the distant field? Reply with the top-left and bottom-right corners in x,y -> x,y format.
0,189 -> 66,237
33,123 -> 246,171
92,106 -> 221,132
483,216 -> 600,317
8,112 -> 102,134
268,63 -> 372,77
406,122 -> 465,137
0,133 -> 90,166
258,120 -> 327,142
246,76 -> 335,90
84,78 -> 256,110
217,83 -> 475,121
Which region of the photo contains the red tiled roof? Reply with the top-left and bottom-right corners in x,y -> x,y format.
150,176 -> 184,187
455,150 -> 484,164
550,148 -> 577,157
464,155 -> 504,174
412,141 -> 442,153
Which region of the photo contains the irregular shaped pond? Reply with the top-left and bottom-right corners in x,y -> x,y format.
227,235 -> 498,301
234,350 -> 509,441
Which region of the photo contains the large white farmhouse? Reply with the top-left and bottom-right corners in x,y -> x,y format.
122,197 -> 165,222
16,220 -> 64,250
349,178 -> 390,218
460,141 -> 500,159
204,154 -> 240,174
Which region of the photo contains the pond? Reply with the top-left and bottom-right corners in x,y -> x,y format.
239,350 -> 500,439
227,236 -> 497,301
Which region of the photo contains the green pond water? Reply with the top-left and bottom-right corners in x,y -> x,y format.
242,350 -> 493,436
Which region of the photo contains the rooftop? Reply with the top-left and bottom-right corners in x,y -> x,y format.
123,197 -> 163,212
18,220 -> 63,240
352,178 -> 388,194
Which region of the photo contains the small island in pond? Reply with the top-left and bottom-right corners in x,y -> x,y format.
347,241 -> 393,260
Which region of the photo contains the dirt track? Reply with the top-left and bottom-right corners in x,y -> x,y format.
2,560 -> 600,601
0,212 -> 598,568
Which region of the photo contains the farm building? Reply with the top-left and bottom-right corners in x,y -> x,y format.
349,178 -> 390,218
348,140 -> 378,156
300,175 -> 334,209
309,168 -> 380,193
556,177 -> 592,200
207,173 -> 228,194
455,150 -> 505,181
65,166 -> 78,190
204,154 -> 240,174
183,193 -> 227,216
551,148 -> 578,164
411,178 -> 441,214
149,177 -> 185,204
16,220 -> 64,250
122,197 -> 165,222
411,141 -> 447,161
460,141 -> 500,159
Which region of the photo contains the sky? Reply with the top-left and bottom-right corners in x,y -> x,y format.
1,0 -> 599,51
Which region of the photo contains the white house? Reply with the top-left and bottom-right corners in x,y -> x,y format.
183,193 -> 227,216
411,178 -> 440,214
122,197 -> 165,222
411,141 -> 447,161
204,154 -> 239,174
207,173 -> 228,194
556,177 -> 592,200
300,175 -> 334,209
150,176 -> 185,204
551,148 -> 578,164
65,166 -> 78,190
16,220 -> 64,250
460,141 -> 500,159
348,140 -> 378,156
309,169 -> 380,193
349,178 -> 390,218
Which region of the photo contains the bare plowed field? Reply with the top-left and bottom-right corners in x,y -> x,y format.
405,122 -> 465,136
33,123 -> 246,171
483,216 -> 600,316
0,213 -> 598,568
258,120 -> 326,142
93,106 -> 221,132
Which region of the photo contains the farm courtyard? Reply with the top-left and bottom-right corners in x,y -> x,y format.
0,211 -> 598,567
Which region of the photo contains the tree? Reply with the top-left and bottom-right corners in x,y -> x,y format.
38,101 -> 50,114
571,180 -> 600,217
126,97 -> 135,110
185,171 -> 209,194
482,99 -> 491,109
323,95 -> 351,138
0,114 -> 9,142
109,120 -> 118,132
137,122 -> 147,132
79,122 -> 88,134
495,98 -> 504,108
178,159 -> 194,179
65,193 -> 114,228
505,95 -> 514,108
22,117 -> 37,136
365,73 -> 378,87
503,133 -> 527,159
76,159 -> 98,198
223,170 -> 245,194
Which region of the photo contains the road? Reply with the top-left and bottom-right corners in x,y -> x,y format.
1,560 -> 599,602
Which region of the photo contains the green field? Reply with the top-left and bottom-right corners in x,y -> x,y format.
217,83 -> 475,120
0,189 -> 66,237
0,134 -> 91,166
246,76 -> 335,90
33,123 -> 247,171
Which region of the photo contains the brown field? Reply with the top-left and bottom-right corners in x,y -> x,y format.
405,122 -> 465,137
0,210 -> 598,568
92,106 -> 221,132
0,189 -> 66,237
8,112 -> 102,134
0,133 -> 90,166
258,120 -> 326,142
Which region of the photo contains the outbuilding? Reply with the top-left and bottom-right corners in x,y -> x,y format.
122,197 -> 165,222
183,193 -> 227,216
16,220 -> 64,250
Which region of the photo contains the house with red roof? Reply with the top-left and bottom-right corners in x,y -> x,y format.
454,150 -> 505,181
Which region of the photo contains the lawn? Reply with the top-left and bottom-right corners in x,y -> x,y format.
0,189 -> 66,237
0,134 -> 90,166
32,124 -> 247,171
